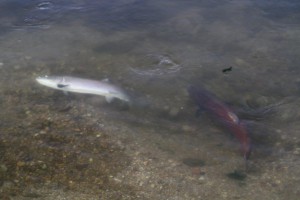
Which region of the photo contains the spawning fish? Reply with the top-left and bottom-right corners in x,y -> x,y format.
188,85 -> 251,160
36,75 -> 130,103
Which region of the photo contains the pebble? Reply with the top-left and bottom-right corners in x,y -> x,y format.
17,161 -> 26,167
96,134 -> 101,137
169,107 -> 180,117
235,58 -> 248,66
280,134 -> 287,140
275,180 -> 281,185
182,125 -> 194,132
293,148 -> 300,155
14,65 -> 21,70
41,164 -> 47,169
113,178 -> 122,183
199,176 -> 205,181
221,192 -> 228,198
276,129 -> 283,134
24,56 -> 32,60
191,167 -> 202,175
0,164 -> 7,172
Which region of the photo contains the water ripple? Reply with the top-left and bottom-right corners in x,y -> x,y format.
36,2 -> 54,10
10,1 -> 85,30
130,54 -> 182,77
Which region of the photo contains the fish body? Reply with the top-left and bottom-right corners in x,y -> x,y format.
36,76 -> 130,103
188,85 -> 251,160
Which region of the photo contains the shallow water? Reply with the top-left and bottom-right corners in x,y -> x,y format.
0,0 -> 300,199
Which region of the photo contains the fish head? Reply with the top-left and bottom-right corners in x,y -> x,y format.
36,75 -> 67,90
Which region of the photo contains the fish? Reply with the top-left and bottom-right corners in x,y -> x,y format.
36,75 -> 130,103
188,85 -> 251,160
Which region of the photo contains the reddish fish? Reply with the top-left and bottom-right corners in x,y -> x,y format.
188,85 -> 251,160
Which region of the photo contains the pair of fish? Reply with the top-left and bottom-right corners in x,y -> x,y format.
36,75 -> 251,160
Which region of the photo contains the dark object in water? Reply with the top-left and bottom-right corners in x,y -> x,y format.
182,158 -> 206,167
227,170 -> 247,181
222,66 -> 232,73
188,85 -> 251,160
57,83 -> 68,88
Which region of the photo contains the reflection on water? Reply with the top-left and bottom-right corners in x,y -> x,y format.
0,0 -> 300,199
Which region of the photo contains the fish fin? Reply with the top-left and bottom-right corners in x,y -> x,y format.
102,78 -> 110,82
57,83 -> 69,88
105,96 -> 115,103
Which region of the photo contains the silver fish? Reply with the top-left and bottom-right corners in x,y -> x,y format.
36,75 -> 130,103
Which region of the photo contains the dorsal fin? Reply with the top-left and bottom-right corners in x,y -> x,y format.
105,96 -> 115,103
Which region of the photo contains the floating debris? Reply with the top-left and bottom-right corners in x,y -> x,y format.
222,66 -> 233,73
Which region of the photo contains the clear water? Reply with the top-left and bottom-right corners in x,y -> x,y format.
0,0 -> 299,199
